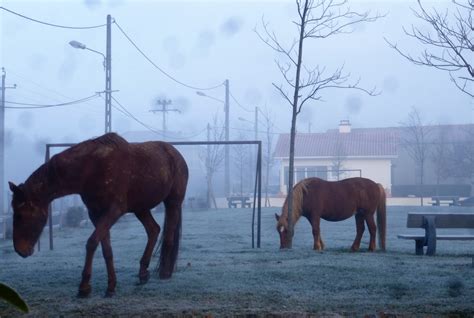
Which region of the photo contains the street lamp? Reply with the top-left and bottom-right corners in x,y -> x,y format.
69,40 -> 106,69
69,14 -> 112,134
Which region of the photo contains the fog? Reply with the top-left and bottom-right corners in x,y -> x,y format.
0,0 -> 472,182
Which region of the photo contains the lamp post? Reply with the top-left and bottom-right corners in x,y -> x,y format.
238,106 -> 259,141
69,14 -> 112,134
1,68 -> 16,217
196,79 -> 230,196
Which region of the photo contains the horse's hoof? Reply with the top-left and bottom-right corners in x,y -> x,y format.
104,290 -> 115,298
138,271 -> 150,284
77,286 -> 92,298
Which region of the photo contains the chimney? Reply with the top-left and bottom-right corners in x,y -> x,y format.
339,119 -> 351,133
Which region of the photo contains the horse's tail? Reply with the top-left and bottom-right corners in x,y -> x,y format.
282,179 -> 307,222
376,183 -> 386,251
156,204 -> 182,279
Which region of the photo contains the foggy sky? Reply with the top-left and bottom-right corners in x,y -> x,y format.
1,0 -> 472,145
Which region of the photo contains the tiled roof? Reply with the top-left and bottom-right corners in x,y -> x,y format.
274,127 -> 400,158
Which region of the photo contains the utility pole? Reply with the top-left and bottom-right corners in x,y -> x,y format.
150,99 -> 180,140
1,68 -> 16,215
254,106 -> 258,141
206,123 -> 211,208
105,14 -> 112,133
224,79 -> 230,196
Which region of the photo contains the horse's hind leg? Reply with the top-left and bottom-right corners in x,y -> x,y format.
159,198 -> 183,279
351,213 -> 365,252
365,213 -> 377,251
135,209 -> 160,284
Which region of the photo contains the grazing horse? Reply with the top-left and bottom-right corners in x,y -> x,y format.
9,133 -> 188,297
275,177 -> 386,251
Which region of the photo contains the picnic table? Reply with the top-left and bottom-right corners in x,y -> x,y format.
430,196 -> 460,206
227,196 -> 252,208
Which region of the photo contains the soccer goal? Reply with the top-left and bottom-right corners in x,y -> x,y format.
40,139 -> 263,252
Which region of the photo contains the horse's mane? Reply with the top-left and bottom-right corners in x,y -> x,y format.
88,132 -> 128,148
281,179 -> 309,223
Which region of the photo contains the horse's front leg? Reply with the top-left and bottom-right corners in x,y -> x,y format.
311,216 -> 323,251
135,209 -> 161,284
78,213 -> 119,298
351,213 -> 365,252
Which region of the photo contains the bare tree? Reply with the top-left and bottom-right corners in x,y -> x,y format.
256,0 -> 381,246
199,116 -> 225,209
260,106 -> 276,207
430,125 -> 452,195
232,132 -> 252,195
386,0 -> 473,97
401,107 -> 432,206
331,135 -> 346,180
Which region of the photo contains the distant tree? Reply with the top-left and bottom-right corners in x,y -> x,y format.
401,107 -> 432,206
430,125 -> 452,195
256,0 -> 381,247
199,116 -> 225,209
331,135 -> 346,180
260,106 -> 276,207
387,0 -> 473,97
232,132 -> 252,195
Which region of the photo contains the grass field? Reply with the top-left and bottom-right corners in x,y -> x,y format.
1,206 -> 473,317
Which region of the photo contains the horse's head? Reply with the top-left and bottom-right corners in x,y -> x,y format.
275,213 -> 291,249
9,182 -> 48,258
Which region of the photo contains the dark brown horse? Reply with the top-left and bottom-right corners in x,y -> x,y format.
9,133 -> 188,297
275,177 -> 386,251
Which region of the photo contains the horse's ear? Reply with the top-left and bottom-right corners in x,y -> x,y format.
274,213 -> 280,222
9,182 -> 25,201
9,181 -> 19,193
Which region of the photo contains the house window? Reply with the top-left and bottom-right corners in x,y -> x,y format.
295,167 -> 305,183
284,166 -> 328,186
307,166 -> 328,180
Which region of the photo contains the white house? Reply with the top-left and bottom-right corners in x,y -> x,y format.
273,120 -> 399,195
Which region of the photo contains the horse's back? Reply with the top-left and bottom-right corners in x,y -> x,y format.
302,177 -> 382,220
129,141 -> 188,179
126,141 -> 188,209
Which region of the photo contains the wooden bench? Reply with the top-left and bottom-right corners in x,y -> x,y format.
227,196 -> 252,208
430,196 -> 460,206
398,212 -> 474,255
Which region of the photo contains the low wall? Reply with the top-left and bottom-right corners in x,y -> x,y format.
213,197 -> 457,208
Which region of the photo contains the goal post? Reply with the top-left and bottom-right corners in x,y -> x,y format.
41,139 -> 263,251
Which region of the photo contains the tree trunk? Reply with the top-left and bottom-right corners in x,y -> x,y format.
286,0 -> 308,247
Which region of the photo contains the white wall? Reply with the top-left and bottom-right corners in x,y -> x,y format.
278,157 -> 393,195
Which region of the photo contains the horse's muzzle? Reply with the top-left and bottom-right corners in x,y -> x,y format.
15,245 -> 34,258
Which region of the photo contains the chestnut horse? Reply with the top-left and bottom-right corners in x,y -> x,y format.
9,133 -> 188,297
275,177 -> 386,251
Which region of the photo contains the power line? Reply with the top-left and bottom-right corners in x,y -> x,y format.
4,93 -> 100,109
8,70 -> 103,115
110,96 -> 206,140
113,20 -> 224,91
229,91 -> 253,112
0,6 -> 107,29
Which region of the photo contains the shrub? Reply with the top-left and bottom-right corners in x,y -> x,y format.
65,206 -> 86,227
